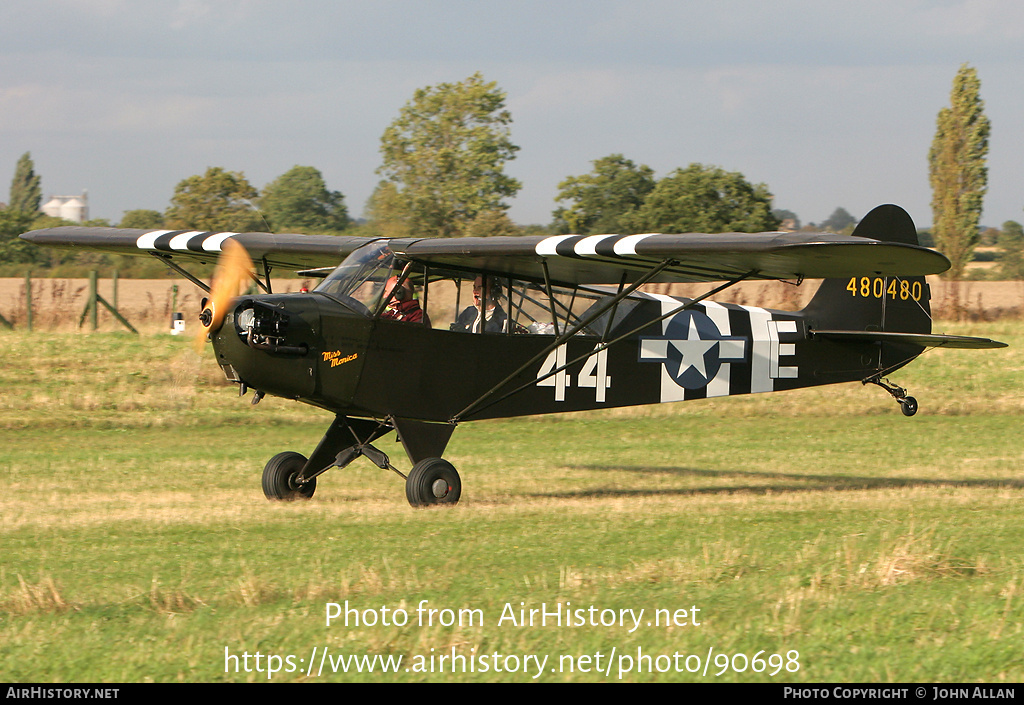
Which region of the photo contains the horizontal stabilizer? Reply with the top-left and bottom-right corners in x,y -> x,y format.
811,329 -> 1007,349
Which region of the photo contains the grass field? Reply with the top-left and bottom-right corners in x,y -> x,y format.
1,321 -> 1022,682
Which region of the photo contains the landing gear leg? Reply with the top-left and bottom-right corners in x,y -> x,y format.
260,415 -> 462,506
865,376 -> 918,416
261,415 -> 396,501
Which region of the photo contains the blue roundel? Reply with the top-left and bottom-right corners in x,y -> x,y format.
664,310 -> 725,389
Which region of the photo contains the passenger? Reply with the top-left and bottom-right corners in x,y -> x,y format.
452,275 -> 520,333
380,275 -> 429,325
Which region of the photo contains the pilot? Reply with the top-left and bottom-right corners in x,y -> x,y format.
452,275 -> 519,333
381,275 -> 429,325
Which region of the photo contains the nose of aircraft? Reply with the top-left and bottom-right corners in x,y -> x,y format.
210,294 -> 322,401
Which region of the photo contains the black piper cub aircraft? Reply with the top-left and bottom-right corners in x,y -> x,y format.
21,204 -> 1006,506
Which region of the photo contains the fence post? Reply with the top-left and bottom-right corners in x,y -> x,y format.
25,271 -> 33,332
89,270 -> 98,331
77,270 -> 138,334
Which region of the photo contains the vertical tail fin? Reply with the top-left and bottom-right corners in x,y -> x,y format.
803,204 -> 932,336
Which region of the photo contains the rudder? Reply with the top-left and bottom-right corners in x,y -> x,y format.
803,204 -> 932,336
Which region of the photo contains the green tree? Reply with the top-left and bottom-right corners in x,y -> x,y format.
820,207 -> 857,233
378,72 -> 521,238
118,209 -> 164,229
552,154 -> 655,234
462,209 -> 521,238
997,220 -> 1024,280
773,209 -> 800,230
260,165 -> 349,233
0,208 -> 42,265
9,152 -> 41,214
979,226 -> 1001,247
164,167 -> 267,232
362,181 -> 413,239
928,64 -> 990,279
623,164 -> 779,234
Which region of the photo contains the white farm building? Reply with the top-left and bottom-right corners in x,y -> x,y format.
42,192 -> 89,223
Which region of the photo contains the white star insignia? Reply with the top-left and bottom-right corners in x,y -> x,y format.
668,316 -> 717,380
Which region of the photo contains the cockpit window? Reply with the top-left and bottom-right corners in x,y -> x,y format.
314,241 -> 395,316
316,245 -> 645,335
421,273 -> 639,338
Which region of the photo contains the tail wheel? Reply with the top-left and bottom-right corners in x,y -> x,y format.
263,451 -> 316,500
900,397 -> 919,417
405,458 -> 461,507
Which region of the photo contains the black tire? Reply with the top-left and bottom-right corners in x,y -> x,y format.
262,451 -> 316,500
405,458 -> 461,507
901,397 -> 919,417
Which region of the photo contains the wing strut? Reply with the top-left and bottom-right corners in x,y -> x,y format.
601,271 -> 630,342
151,253 -> 211,293
540,260 -> 560,337
149,251 -> 273,294
454,269 -> 758,422
261,257 -> 273,294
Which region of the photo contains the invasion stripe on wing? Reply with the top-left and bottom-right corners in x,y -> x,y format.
535,233 -> 660,258
167,231 -> 202,250
136,230 -> 173,250
136,230 -> 237,253
535,234 -> 576,256
201,232 -> 237,252
573,234 -> 616,256
612,234 -> 656,256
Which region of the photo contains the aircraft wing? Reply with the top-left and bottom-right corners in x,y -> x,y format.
19,226 -> 375,270
392,230 -> 951,285
21,220 -> 950,285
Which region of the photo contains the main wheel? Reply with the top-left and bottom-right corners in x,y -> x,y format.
262,451 -> 316,500
900,397 -> 919,417
405,458 -> 461,507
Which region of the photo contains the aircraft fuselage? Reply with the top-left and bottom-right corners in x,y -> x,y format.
212,290 -> 920,424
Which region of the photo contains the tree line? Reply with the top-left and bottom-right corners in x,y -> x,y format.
1,66 -> 1021,279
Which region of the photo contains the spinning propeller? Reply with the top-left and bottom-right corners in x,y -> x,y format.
194,238 -> 256,352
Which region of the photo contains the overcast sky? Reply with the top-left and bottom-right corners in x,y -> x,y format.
1,0 -> 1021,230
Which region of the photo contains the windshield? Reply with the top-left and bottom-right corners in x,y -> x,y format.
314,241 -> 395,316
